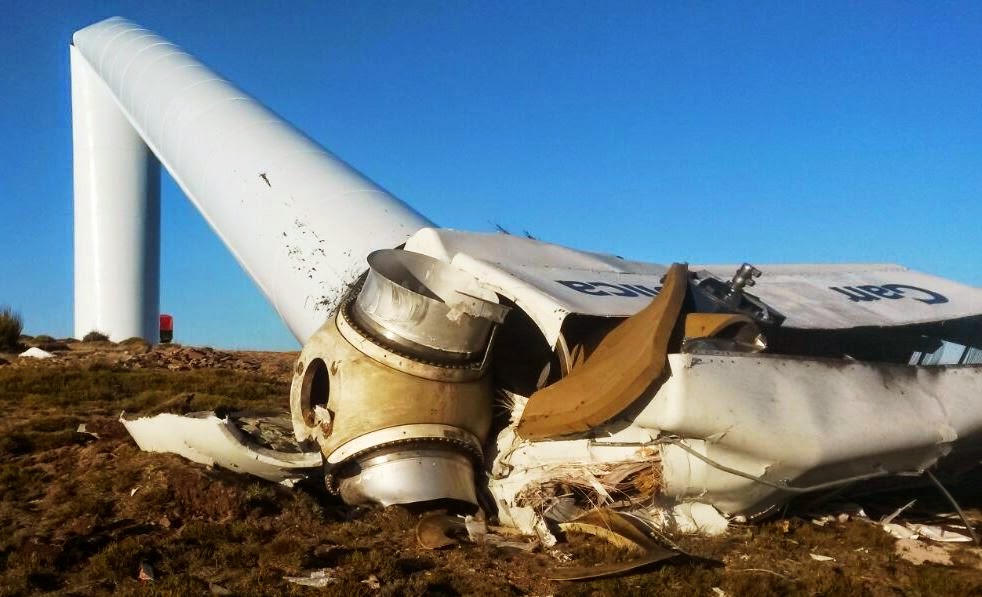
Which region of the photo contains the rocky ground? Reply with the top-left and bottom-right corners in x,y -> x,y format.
0,338 -> 980,595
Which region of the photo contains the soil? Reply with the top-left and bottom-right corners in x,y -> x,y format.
1,339 -> 980,595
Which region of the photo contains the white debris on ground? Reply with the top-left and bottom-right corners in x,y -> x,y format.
659,502 -> 730,535
120,411 -> 322,487
872,498 -> 976,543
804,499 -> 978,566
18,347 -> 54,359
75,423 -> 99,440
284,570 -> 337,587
882,521 -> 974,543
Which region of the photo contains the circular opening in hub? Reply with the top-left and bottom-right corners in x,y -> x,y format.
299,358 -> 329,427
352,249 -> 507,362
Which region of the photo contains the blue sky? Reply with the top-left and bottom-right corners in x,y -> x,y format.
1,2 -> 980,350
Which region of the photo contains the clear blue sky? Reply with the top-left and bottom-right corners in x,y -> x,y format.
1,2 -> 980,350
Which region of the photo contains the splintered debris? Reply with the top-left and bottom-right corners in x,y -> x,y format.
907,524 -> 974,543
76,423 -> 99,440
881,499 -> 917,525
809,553 -> 834,562
120,411 -> 322,486
883,522 -> 974,543
811,513 -> 854,527
550,509 -> 682,581
558,509 -> 660,554
877,498 -> 975,543
284,570 -> 337,587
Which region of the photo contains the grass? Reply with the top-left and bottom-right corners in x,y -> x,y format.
118,337 -> 152,354
0,365 -> 287,412
82,331 -> 111,343
0,306 -> 22,351
0,359 -> 980,595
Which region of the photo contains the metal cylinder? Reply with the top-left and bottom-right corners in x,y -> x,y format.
291,316 -> 494,508
351,249 -> 509,363
336,447 -> 479,507
290,249 -> 510,509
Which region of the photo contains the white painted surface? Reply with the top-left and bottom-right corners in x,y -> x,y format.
406,229 -> 982,345
639,353 -> 982,515
489,355 -> 982,528
72,17 -> 431,343
405,228 -> 667,344
71,44 -> 159,342
121,412 -> 322,487
696,263 -> 982,329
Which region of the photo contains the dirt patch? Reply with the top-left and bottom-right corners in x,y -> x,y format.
1,340 -> 298,383
0,350 -> 980,594
895,538 -> 953,566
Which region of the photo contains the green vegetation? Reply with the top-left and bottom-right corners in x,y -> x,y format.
0,306 -> 23,350
0,366 -> 287,412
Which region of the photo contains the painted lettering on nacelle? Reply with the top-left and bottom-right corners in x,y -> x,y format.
559,280 -> 950,307
829,284 -> 949,305
556,280 -> 661,298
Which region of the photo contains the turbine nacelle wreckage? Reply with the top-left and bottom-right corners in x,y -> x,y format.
74,18 -> 982,538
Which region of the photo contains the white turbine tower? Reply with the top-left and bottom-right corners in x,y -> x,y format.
71,17 -> 430,343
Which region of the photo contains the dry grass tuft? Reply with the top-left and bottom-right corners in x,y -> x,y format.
82,331 -> 111,343
0,305 -> 23,350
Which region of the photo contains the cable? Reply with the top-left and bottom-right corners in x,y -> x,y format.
925,469 -> 980,546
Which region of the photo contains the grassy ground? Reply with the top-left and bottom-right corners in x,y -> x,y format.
0,350 -> 980,595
